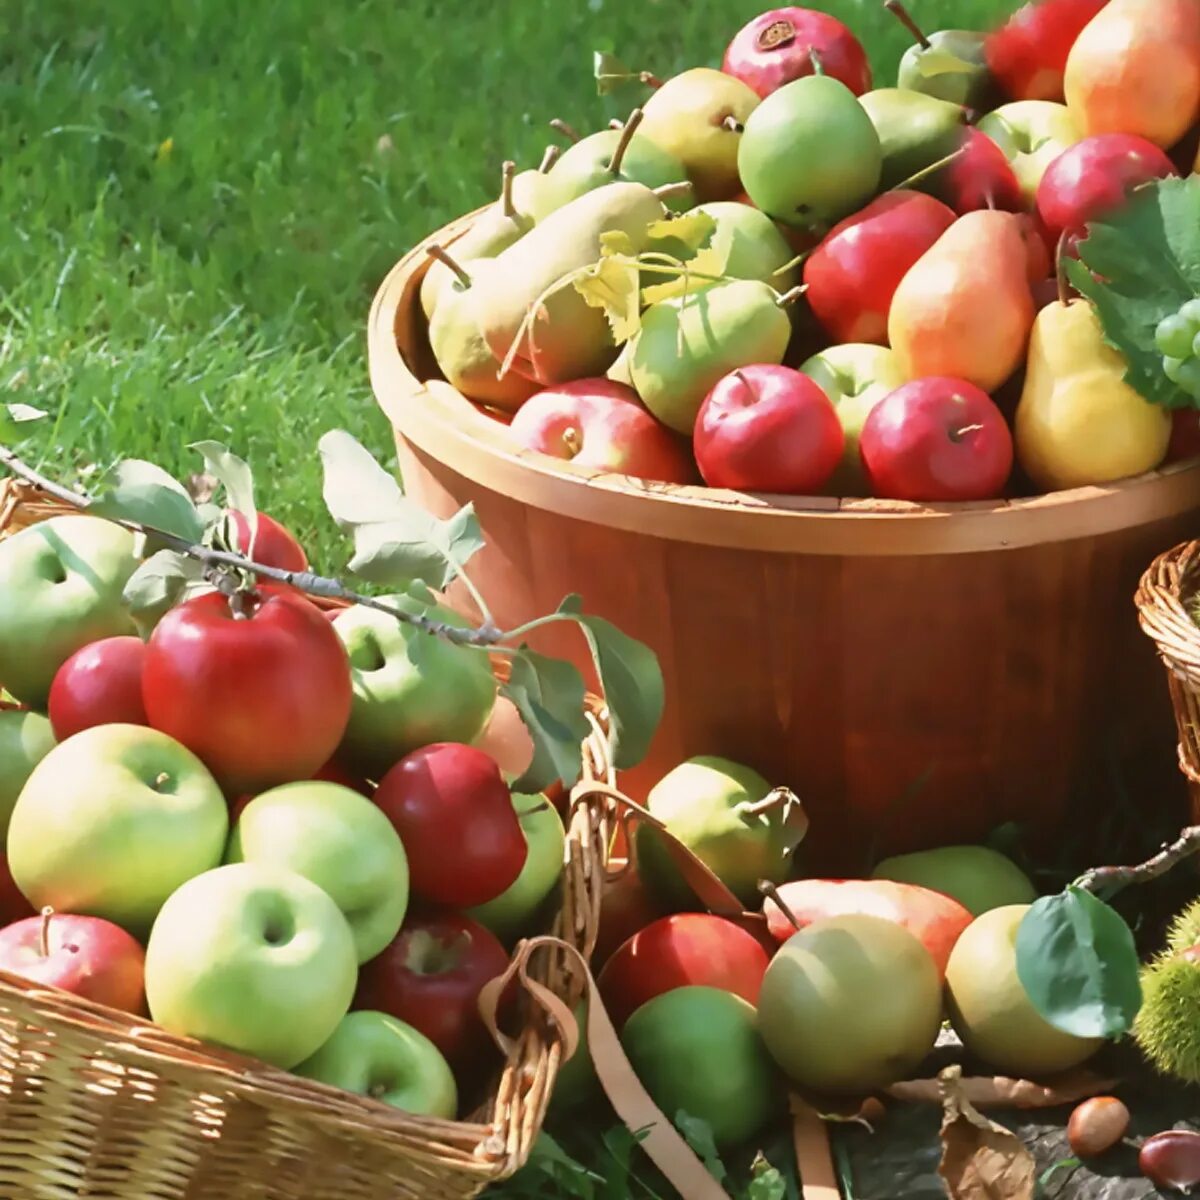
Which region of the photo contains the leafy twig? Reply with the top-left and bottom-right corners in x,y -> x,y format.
1074,824 -> 1200,896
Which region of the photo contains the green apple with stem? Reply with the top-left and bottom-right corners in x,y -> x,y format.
0,710 -> 55,836
976,101 -> 1083,203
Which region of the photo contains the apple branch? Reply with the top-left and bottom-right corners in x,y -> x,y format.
1074,824 -> 1200,896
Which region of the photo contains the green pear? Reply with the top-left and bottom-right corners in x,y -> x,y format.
628,279 -> 793,434
858,89 -> 967,190
738,75 -> 882,229
475,181 -> 670,386
872,845 -> 1037,917
0,710 -> 55,837
887,1 -> 995,109
635,756 -> 808,909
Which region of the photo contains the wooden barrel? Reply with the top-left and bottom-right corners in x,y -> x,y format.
368,211 -> 1200,870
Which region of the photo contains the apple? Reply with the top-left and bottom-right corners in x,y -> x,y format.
227,781 -> 409,964
1167,410 -> 1200,464
332,595 -> 497,781
803,191 -> 957,345
9,724 -> 228,935
722,8 -> 872,99
508,379 -> 696,485
986,0 -> 1110,103
374,743 -> 527,909
598,913 -> 771,1030
467,794 -> 566,945
0,854 -> 34,925
799,344 -> 908,496
294,1010 -> 457,1118
592,867 -> 664,972
693,365 -> 844,494
48,636 -> 149,741
229,510 -> 309,573
859,378 -> 1015,502
228,757 -> 372,824
1037,134 -> 1177,245
472,694 -> 535,783
0,516 -> 139,708
0,708 -> 55,836
145,862 -> 358,1069
0,908 -> 146,1014
143,586 -> 353,796
930,127 -> 1025,214
353,911 -> 511,1070
976,101 -> 1084,204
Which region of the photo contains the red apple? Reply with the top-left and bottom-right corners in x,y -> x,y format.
592,867 -> 664,972
1167,410 -> 1200,464
860,379 -> 1014,502
1037,134 -> 1177,244
804,191 -> 957,345
508,379 -> 695,485
354,911 -> 510,1069
694,365 -> 844,494
229,511 -> 309,573
934,128 -> 1025,214
598,914 -> 771,1031
0,908 -> 146,1013
0,854 -> 34,926
374,743 -> 527,909
722,7 -> 872,99
985,0 -> 1109,103
48,636 -> 149,741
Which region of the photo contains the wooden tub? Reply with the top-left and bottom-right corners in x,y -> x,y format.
368,212 -> 1200,870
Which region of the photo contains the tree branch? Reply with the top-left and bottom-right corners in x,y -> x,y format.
1075,825 -> 1200,895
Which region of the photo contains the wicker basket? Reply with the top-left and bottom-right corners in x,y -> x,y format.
0,478 -> 614,1200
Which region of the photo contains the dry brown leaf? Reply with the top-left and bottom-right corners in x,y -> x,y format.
186,472 -> 218,504
938,1065 -> 1035,1200
888,1069 -> 1119,1111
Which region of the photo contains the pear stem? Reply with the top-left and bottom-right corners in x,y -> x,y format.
775,285 -> 808,308
639,70 -> 665,89
549,118 -> 581,144
425,245 -> 472,289
889,145 -> 969,194
609,108 -> 645,177
885,0 -> 931,49
538,145 -> 561,174
758,880 -> 801,931
742,787 -> 800,816
39,907 -> 53,958
721,115 -> 745,134
608,118 -> 625,130
652,181 -> 694,203
501,160 -> 516,220
1055,230 -> 1073,307
561,427 -> 583,458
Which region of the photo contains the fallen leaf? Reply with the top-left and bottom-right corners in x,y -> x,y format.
938,1065 -> 1035,1200
887,1070 -> 1119,1111
186,473 -> 219,504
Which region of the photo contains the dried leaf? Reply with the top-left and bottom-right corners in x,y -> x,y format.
888,1070 -> 1119,1111
599,229 -> 637,259
645,209 -> 718,256
186,473 -> 218,504
573,255 -> 641,345
641,223 -> 734,306
938,1066 -> 1036,1200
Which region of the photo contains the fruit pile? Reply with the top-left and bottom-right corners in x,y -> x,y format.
421,0 -> 1200,503
0,505 -> 573,1119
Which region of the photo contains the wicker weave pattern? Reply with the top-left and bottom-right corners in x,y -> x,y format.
0,479 -> 613,1199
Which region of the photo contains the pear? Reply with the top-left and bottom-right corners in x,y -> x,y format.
638,68 -> 760,202
858,88 -> 967,190
886,1 -> 995,110
509,145 -> 564,222
872,845 -> 1036,917
1015,298 -> 1171,491
474,180 -> 671,386
628,279 -> 794,434
888,210 -> 1036,394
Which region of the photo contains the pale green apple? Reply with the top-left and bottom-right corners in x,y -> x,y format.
976,102 -> 1083,203
872,845 -> 1036,917
0,516 -> 140,708
332,596 -> 497,780
228,781 -> 409,963
799,344 -> 908,497
294,1010 -> 457,1119
145,862 -> 358,1069
0,710 -> 55,837
8,724 -> 227,934
467,794 -> 565,945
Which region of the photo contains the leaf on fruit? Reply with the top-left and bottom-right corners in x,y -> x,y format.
593,51 -> 642,96
938,1066 -> 1036,1200
90,460 -> 206,543
501,647 -> 589,792
599,229 -> 637,259
645,209 -> 717,258
190,441 -> 256,543
0,403 -> 47,442
1068,176 -> 1200,410
674,1112 -> 728,1184
123,549 -> 206,632
573,255 -> 642,346
915,48 -> 983,79
640,213 -> 731,306
1014,886 -> 1142,1039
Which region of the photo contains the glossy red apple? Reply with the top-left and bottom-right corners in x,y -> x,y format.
804,191 -> 957,345
508,379 -> 695,485
935,128 -> 1025,214
859,379 -> 1014,502
48,636 -> 149,741
1037,134 -> 1177,244
985,0 -> 1109,103
229,511 -> 309,573
694,366 -> 843,494
0,908 -> 146,1014
722,7 -> 872,99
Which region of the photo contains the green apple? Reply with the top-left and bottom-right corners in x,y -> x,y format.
294,1010 -> 457,1119
227,781 -> 409,963
332,595 -> 497,780
0,710 -> 55,837
467,794 -> 565,945
0,516 -> 140,708
800,344 -> 908,497
858,89 -> 966,191
8,723 -> 227,934
873,845 -> 1037,917
550,1000 -> 600,1113
621,986 -> 779,1148
145,862 -> 358,1069
976,102 -> 1083,203
896,29 -> 994,109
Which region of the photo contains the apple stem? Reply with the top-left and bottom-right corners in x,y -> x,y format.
884,0 -> 931,49
758,881 -> 800,930
609,108 -> 645,177
425,245 -> 473,289
742,787 -> 796,817
774,285 -> 808,308
548,118 -> 581,145
515,799 -> 552,819
1055,230 -> 1073,307
537,145 -> 561,174
229,587 -> 254,621
889,145 -> 968,194
501,160 -> 517,220
653,181 -> 694,203
721,115 -> 745,134
561,427 -> 583,459
38,906 -> 53,958
808,48 -> 826,76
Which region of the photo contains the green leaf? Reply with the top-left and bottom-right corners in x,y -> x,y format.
501,647 -> 589,792
122,549 -> 206,634
0,403 -> 47,442
191,441 -> 256,543
90,460 -> 205,542
599,229 -> 637,259
1014,886 -> 1143,1039
573,255 -> 642,346
747,1154 -> 789,1200
645,209 -> 717,256
319,429 -> 407,527
674,1112 -> 727,1184
593,51 -> 641,96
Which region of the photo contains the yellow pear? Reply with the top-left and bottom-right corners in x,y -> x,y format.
1015,299 -> 1170,492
